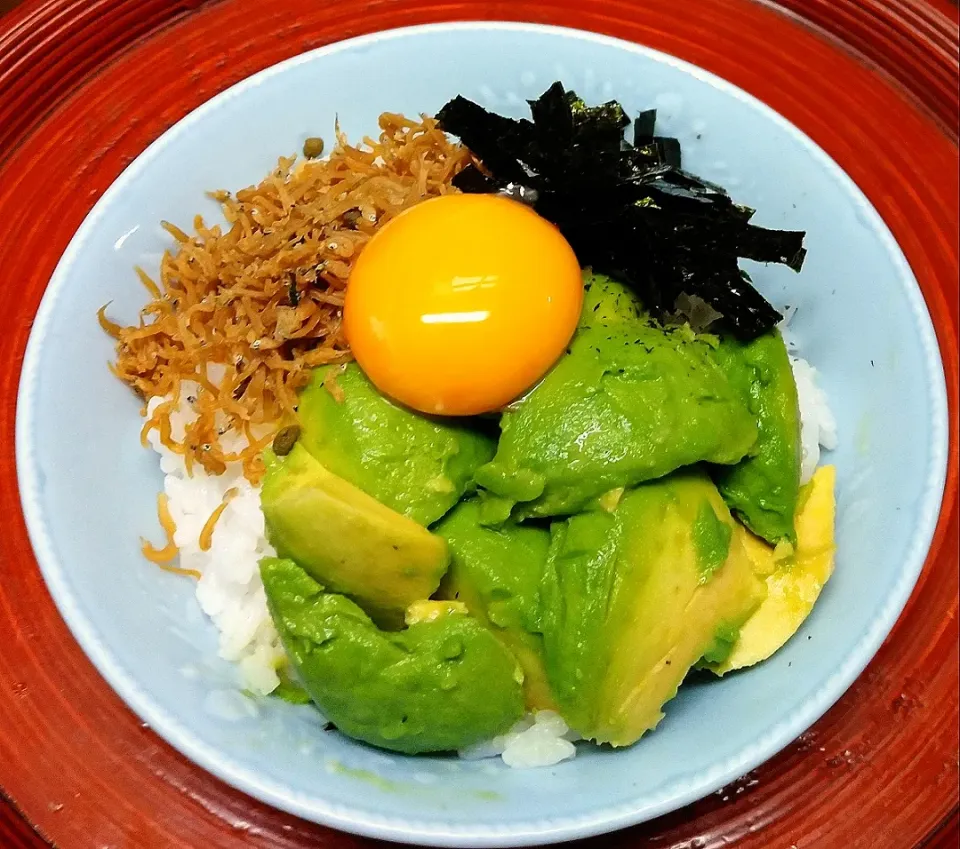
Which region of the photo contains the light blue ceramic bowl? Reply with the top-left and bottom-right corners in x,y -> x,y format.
16,23 -> 948,847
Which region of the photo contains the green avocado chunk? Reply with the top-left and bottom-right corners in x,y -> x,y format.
692,497 -> 734,583
297,363 -> 496,527
538,471 -> 765,745
710,330 -> 802,543
578,272 -> 646,328
434,500 -> 555,710
260,557 -> 525,754
474,275 -> 758,519
261,443 -> 449,618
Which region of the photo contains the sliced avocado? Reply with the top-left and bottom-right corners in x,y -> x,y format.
691,497 -> 734,582
272,668 -> 312,705
579,275 -> 800,543
435,499 -> 555,710
708,464 -> 836,674
538,471 -> 765,745
711,330 -> 802,543
261,443 -> 448,617
297,363 -> 495,526
260,557 -> 525,754
579,272 -> 644,328
404,599 -> 469,625
474,310 -> 758,520
697,621 -> 746,667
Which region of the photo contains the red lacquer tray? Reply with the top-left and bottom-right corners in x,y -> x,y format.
0,1 -> 957,847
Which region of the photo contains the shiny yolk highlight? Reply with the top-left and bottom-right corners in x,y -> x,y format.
344,194 -> 583,416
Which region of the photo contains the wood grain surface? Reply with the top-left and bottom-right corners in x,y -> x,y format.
0,1 -> 956,847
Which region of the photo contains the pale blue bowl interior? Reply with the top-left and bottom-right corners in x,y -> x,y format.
16,23 -> 948,847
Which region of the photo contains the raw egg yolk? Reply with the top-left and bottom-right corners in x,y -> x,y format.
344,194 -> 583,416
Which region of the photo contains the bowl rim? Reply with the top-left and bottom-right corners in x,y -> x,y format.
14,20 -> 950,847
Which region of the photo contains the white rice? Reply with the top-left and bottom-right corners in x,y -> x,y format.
146,344 -> 836,768
791,356 -> 838,485
145,387 -> 285,697
779,309 -> 839,484
459,710 -> 579,767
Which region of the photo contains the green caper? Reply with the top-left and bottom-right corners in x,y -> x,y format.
272,424 -> 302,456
302,137 -> 325,159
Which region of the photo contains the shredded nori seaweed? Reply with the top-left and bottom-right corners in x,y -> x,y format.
437,82 -> 806,340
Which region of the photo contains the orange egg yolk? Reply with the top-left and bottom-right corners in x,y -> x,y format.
344,194 -> 583,416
